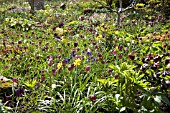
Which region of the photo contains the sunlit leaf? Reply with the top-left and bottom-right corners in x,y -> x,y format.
161,96 -> 170,106
24,79 -> 36,89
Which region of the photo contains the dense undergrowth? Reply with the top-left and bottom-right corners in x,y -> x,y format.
0,0 -> 170,113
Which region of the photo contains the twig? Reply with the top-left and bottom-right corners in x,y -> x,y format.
93,0 -> 117,13
121,0 -> 136,13
93,0 -> 137,26
93,0 -> 137,13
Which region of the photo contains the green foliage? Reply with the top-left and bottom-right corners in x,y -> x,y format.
145,0 -> 170,18
0,0 -> 169,113
4,17 -> 36,31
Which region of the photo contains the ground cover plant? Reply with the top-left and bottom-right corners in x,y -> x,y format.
0,0 -> 170,112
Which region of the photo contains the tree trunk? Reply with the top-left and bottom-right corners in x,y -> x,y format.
117,0 -> 122,26
28,0 -> 45,12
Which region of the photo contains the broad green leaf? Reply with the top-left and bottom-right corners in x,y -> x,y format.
143,46 -> 149,54
109,64 -> 119,71
152,41 -> 162,48
97,78 -> 118,86
125,36 -> 131,42
97,79 -> 108,85
161,96 -> 170,106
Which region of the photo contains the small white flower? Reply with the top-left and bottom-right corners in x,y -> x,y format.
52,84 -> 56,89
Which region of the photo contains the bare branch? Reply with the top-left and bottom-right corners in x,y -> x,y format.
93,0 -> 117,13
93,0 -> 137,26
121,0 -> 137,13
93,0 -> 137,13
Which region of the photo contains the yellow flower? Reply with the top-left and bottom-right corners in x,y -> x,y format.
74,58 -> 81,66
135,3 -> 145,10
115,46 -> 119,51
56,27 -> 64,35
57,62 -> 62,70
61,37 -> 67,44
115,30 -> 119,35
136,3 -> 145,8
95,35 -> 102,41
47,28 -> 52,33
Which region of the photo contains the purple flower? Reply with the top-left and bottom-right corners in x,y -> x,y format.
119,45 -> 123,50
65,58 -> 71,63
4,65 -> 8,69
18,40 -> 22,44
92,58 -> 97,62
114,74 -> 119,79
71,52 -> 76,57
74,42 -> 78,47
87,51 -> 92,56
48,58 -> 53,66
52,68 -> 57,73
20,86 -> 24,95
41,70 -> 44,75
118,54 -> 122,59
52,26 -> 57,31
15,89 -> 21,97
58,22 -> 64,27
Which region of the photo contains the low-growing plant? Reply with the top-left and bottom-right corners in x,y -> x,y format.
0,0 -> 169,113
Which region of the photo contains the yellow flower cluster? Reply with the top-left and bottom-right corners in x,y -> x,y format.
74,58 -> 81,66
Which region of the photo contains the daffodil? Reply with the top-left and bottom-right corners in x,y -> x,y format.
57,62 -> 62,70
95,35 -> 102,41
74,58 -> 81,66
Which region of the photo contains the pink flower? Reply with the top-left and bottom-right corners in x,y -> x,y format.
90,95 -> 96,101
12,78 -> 18,83
114,74 -> 119,79
41,76 -> 45,82
68,65 -> 73,71
48,58 -> 53,66
86,66 -> 90,71
4,65 -> 8,69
